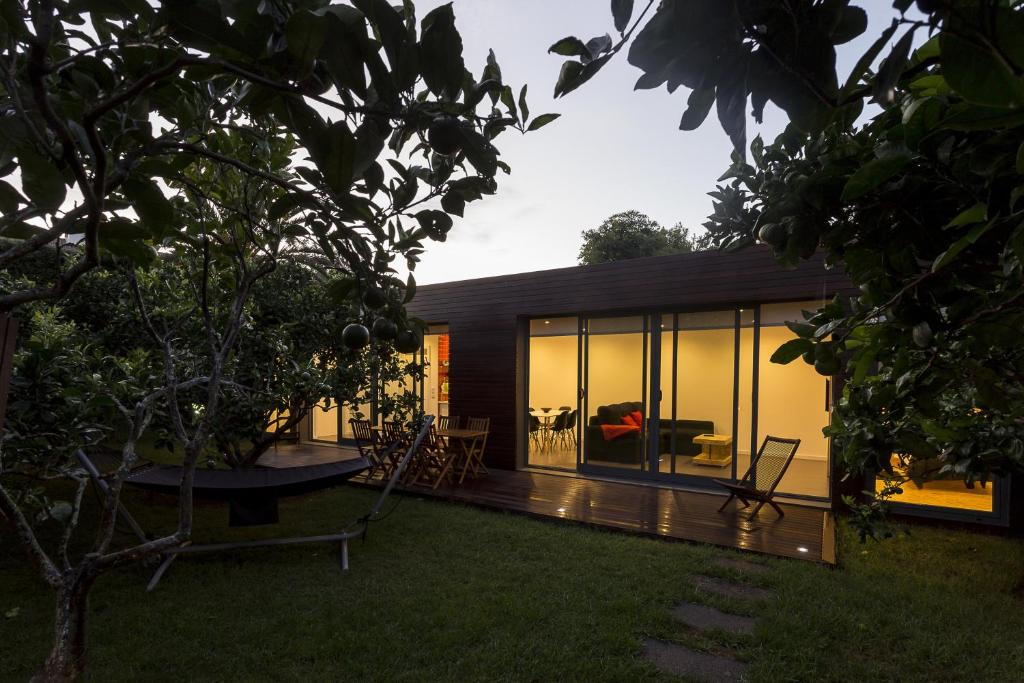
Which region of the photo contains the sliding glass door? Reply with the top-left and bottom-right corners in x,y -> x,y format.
581,316 -> 649,473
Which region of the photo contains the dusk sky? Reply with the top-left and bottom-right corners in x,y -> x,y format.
411,1 -> 911,284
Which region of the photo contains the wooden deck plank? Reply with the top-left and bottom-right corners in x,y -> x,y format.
385,470 -> 832,564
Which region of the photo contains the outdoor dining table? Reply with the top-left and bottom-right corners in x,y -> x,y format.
437,427 -> 489,483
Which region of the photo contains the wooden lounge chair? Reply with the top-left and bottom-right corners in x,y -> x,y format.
715,436 -> 800,521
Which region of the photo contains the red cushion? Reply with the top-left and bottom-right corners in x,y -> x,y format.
601,424 -> 640,441
630,410 -> 643,426
620,413 -> 637,427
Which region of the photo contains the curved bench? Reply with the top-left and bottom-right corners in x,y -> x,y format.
126,458 -> 371,525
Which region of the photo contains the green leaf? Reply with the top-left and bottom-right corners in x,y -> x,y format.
326,276 -> 357,304
0,179 -> 24,213
122,177 -> 174,232
440,190 -> 465,217
548,36 -> 590,59
526,113 -> 560,132
499,85 -> 518,121
285,10 -> 327,74
403,272 -> 417,303
872,28 -> 915,105
679,88 -> 715,131
932,220 -> 995,272
518,84 -> 529,122
1017,142 -> 1024,174
17,148 -> 66,211
840,154 -> 911,201
611,0 -> 634,34
940,27 -> 1024,108
419,3 -> 465,98
771,338 -> 813,364
943,202 -> 987,229
553,55 -> 611,98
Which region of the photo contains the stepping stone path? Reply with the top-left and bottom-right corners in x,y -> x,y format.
673,603 -> 756,635
642,556 -> 777,681
644,639 -> 748,681
695,575 -> 774,602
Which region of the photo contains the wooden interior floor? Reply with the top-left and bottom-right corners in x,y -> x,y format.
388,469 -> 835,565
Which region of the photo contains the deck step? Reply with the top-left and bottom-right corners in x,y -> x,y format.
643,639 -> 748,681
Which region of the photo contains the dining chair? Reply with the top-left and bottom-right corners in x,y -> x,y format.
460,417 -> 490,481
409,424 -> 460,489
349,419 -> 382,480
438,415 -> 461,430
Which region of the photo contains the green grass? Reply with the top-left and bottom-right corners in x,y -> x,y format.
1,486 -> 1022,682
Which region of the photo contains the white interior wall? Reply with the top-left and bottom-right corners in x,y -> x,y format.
528,335 -> 578,410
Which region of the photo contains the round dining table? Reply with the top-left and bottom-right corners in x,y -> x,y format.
529,409 -> 565,451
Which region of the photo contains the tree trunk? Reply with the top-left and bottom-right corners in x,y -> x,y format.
33,575 -> 94,682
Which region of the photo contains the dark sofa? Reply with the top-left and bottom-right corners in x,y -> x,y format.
585,401 -> 715,465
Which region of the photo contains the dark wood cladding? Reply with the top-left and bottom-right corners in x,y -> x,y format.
409,247 -> 852,470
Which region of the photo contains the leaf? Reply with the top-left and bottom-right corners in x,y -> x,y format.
440,189 -> 465,217
943,202 -> 987,229
419,3 -> 465,98
831,6 -> 867,45
326,277 -> 357,304
518,84 -> 529,122
526,113 -> 560,132
0,179 -> 24,213
679,88 -> 715,131
771,338 -> 813,364
548,36 -> 590,59
403,272 -> 417,303
932,220 -> 995,272
499,85 -> 518,121
872,28 -> 916,106
585,34 -> 613,61
285,10 -> 327,73
611,0 -> 634,34
1017,142 -> 1024,174
840,154 -> 911,201
122,177 -> 174,232
940,25 -> 1024,108
553,54 -> 611,98
17,148 -> 65,211
844,19 -> 897,92
4,607 -> 19,619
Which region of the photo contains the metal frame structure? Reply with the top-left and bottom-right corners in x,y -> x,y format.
79,417 -> 434,592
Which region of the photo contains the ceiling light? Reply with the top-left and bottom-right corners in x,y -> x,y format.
544,320 -> 550,325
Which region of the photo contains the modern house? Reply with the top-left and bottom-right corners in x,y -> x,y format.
298,246 -> 1018,531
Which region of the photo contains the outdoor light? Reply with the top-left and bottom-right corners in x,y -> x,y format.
797,546 -> 809,553
556,506 -> 567,513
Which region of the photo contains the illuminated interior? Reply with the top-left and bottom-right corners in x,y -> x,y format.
423,325 -> 450,420
527,318 -> 578,468
875,454 -> 994,512
524,303 -> 833,499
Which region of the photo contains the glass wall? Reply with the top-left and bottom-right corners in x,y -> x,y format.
527,318 -> 578,469
583,316 -> 646,471
311,400 -> 339,442
875,455 -> 995,513
659,311 -> 737,478
756,302 -> 830,497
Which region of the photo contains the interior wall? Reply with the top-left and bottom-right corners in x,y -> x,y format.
528,335 -> 578,411
673,328 -> 735,438
586,332 -> 644,419
757,327 -> 830,459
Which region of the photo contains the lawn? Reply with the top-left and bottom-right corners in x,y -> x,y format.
1,485 -> 1023,682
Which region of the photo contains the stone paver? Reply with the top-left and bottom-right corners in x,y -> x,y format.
711,557 -> 773,575
695,575 -> 774,602
643,639 -> 748,681
673,602 -> 756,635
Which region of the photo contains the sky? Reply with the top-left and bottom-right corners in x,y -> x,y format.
410,0 -> 909,285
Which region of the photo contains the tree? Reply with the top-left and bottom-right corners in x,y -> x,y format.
553,1 -> 1024,531
0,1 -> 554,678
578,210 -> 703,264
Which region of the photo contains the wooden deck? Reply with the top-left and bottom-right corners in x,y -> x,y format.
387,469 -> 836,565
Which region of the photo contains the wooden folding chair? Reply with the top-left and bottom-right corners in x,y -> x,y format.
459,417 -> 490,482
349,419 -> 382,480
715,436 -> 800,521
409,424 -> 460,489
